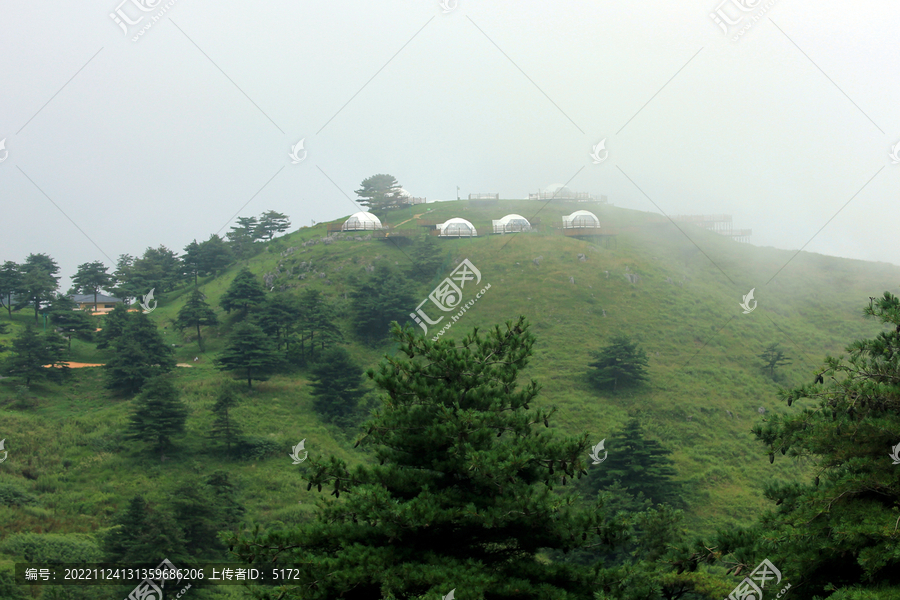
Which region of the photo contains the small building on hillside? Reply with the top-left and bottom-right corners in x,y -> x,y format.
437,217 -> 478,237
70,294 -> 123,313
342,211 -> 383,231
562,210 -> 600,229
492,214 -> 532,234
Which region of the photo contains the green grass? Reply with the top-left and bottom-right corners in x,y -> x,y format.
1,200 -> 898,593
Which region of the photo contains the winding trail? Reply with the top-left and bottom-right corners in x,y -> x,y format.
392,210 -> 431,228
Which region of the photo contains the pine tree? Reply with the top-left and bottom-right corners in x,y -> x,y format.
680,292 -> 900,598
197,234 -> 232,277
204,470 -> 245,525
104,339 -> 156,396
169,479 -> 233,559
0,261 -> 22,318
220,267 -> 266,318
256,210 -> 291,240
349,262 -> 417,345
229,318 -> 684,599
3,326 -> 68,385
258,292 -> 302,352
226,217 -> 260,259
104,311 -> 175,395
406,234 -> 449,283
71,260 -> 112,311
21,254 -> 61,316
587,334 -> 650,392
354,174 -> 403,211
182,239 -> 204,286
215,322 -> 282,389
309,346 -> 366,426
295,288 -> 342,363
209,380 -> 243,453
110,253 -> 140,305
96,303 -> 131,349
125,376 -> 189,458
19,253 -> 60,323
173,289 -> 218,350
46,293 -> 94,349
130,245 -> 183,294
579,417 -> 682,508
757,342 -> 792,379
104,495 -> 190,565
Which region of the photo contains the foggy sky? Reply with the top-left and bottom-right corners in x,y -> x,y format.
1,1 -> 898,289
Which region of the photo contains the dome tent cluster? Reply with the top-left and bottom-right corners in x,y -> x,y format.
340,208 -> 601,237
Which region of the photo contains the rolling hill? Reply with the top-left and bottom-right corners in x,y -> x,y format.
1,198 -> 897,596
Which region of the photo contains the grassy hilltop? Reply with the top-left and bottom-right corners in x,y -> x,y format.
1,199 -> 898,593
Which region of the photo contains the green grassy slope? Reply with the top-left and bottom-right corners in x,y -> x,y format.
0,200 -> 897,568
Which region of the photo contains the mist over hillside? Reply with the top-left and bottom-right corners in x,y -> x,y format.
2,198 -> 899,598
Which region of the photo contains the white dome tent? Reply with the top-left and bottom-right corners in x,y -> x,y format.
437,217 -> 478,237
492,214 -> 531,234
342,211 -> 383,231
562,210 -> 600,229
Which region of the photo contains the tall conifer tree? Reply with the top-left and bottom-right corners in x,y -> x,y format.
220,267 -> 266,318
209,381 -> 243,453
230,318 -> 686,598
125,376 -> 189,458
215,322 -> 281,389
587,335 -> 650,392
174,289 -> 218,350
309,346 -> 366,425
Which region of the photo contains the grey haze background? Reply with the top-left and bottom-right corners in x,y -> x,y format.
1,1 -> 897,289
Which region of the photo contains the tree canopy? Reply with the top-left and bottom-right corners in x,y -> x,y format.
309,346 -> 367,426
757,342 -> 792,380
579,417 -> 682,508
19,253 -> 60,322
0,261 -> 22,318
3,325 -> 68,385
355,173 -> 404,211
587,334 -> 650,392
125,376 -> 189,457
349,262 -> 417,345
220,267 -> 266,318
71,260 -> 112,311
229,318 -> 691,599
256,210 -> 291,240
104,310 -> 175,395
215,321 -> 282,389
173,289 -> 218,350
677,292 -> 900,599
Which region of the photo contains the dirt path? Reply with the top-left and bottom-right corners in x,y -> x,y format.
42,362 -> 196,368
393,210 -> 431,228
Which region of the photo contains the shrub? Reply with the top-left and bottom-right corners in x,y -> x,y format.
237,436 -> 281,461
0,481 -> 38,507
